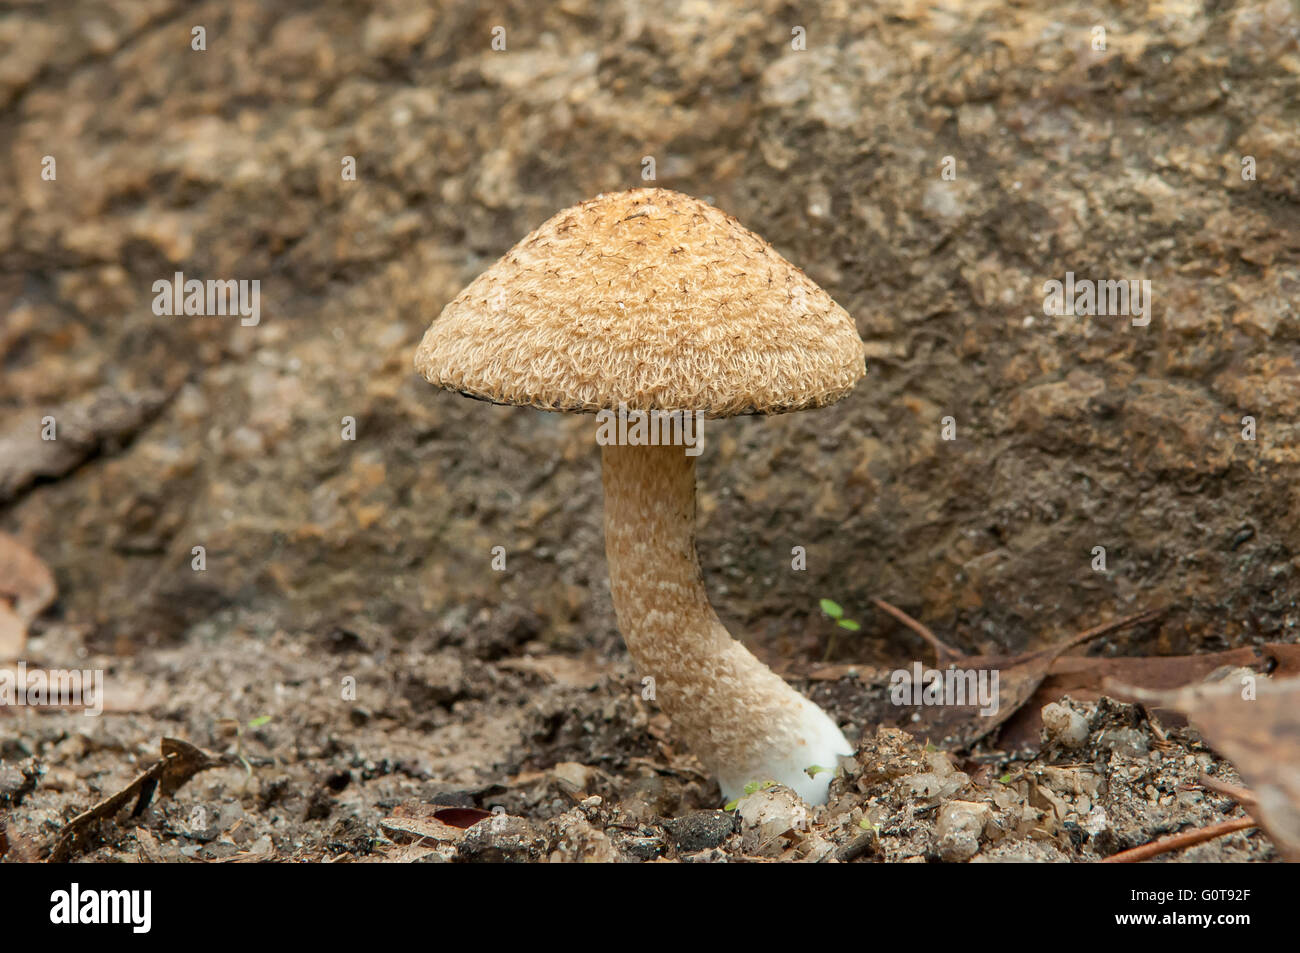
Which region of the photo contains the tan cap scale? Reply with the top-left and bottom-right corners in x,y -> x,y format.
416,188 -> 865,804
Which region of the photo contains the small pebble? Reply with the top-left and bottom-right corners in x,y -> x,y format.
1041,702 -> 1089,748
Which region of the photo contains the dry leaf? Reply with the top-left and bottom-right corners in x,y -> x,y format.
49,737 -> 220,862
1105,675 -> 1300,862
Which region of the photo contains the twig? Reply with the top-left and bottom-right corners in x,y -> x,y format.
870,598 -> 961,665
1197,773 -> 1259,811
869,601 -> 1166,669
1055,606 -> 1167,654
1100,817 -> 1256,863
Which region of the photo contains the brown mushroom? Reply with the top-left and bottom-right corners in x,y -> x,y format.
415,188 -> 865,803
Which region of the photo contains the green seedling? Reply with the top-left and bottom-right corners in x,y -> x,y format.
724,779 -> 777,811
819,599 -> 860,630
231,715 -> 272,777
819,599 -> 861,661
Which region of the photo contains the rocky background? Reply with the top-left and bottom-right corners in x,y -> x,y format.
0,0 -> 1298,861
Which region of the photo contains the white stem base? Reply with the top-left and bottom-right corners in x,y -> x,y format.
715,694 -> 852,804
601,443 -> 852,806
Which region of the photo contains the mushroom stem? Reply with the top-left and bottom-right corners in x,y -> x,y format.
600,442 -> 852,804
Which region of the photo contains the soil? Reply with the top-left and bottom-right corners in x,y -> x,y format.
0,622 -> 1275,862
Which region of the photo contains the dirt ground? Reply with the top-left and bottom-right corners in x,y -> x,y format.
1,1 -> 1298,862
0,616 -> 1279,862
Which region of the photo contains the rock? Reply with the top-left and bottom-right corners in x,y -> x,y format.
457,815 -> 545,863
936,800 -> 993,862
546,809 -> 620,862
857,728 -> 930,788
938,799 -> 993,839
244,834 -> 275,858
663,811 -> 734,853
621,835 -> 665,861
736,785 -> 812,856
904,770 -> 970,802
1081,805 -> 1110,836
0,390 -> 171,504
1098,727 -> 1151,759
1042,702 -> 1090,748
925,750 -> 958,777
938,830 -> 981,863
550,762 -> 598,796
184,801 -> 243,844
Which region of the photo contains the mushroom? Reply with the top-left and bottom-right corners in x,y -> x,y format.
415,188 -> 866,804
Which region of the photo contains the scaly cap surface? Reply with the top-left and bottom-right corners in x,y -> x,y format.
415,188 -> 865,417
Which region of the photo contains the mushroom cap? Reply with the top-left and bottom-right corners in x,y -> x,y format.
415,188 -> 865,417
